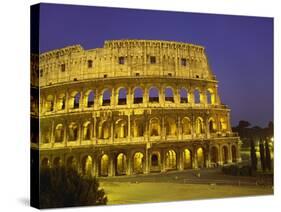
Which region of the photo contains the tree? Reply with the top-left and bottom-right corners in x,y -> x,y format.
259,138 -> 266,172
238,120 -> 251,128
265,140 -> 272,171
40,166 -> 107,208
250,139 -> 257,171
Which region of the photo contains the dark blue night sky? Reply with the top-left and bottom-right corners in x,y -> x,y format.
39,3 -> 273,127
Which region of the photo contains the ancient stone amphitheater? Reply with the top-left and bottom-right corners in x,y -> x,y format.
32,39 -> 241,177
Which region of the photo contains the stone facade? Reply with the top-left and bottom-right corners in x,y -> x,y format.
32,39 -> 241,177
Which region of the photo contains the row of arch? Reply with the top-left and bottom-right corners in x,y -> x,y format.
41,116 -> 229,143
41,145 -> 238,176
42,86 -> 218,112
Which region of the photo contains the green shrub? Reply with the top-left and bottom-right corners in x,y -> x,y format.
40,166 -> 107,208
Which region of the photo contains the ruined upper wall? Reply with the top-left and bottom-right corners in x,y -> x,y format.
39,40 -> 215,87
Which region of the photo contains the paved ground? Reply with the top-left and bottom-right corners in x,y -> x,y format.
99,168 -> 273,205
100,182 -> 273,205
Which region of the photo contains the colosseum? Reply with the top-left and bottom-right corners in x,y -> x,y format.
31,39 -> 241,177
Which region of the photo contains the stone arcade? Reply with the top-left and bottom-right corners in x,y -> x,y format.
32,39 -> 241,177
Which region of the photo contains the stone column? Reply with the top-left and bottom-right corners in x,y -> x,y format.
161,116 -> 165,140
218,145 -> 223,166
177,150 -> 184,171
50,120 -> 55,147
228,145 -> 233,163
110,117 -> 114,144
63,122 -> 67,147
161,151 -> 166,172
128,113 -> 131,143
177,115 -> 181,141
126,152 -> 132,175
144,147 -> 150,174
109,154 -> 115,177
193,148 -> 198,169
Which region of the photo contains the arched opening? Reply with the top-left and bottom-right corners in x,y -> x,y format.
133,152 -> 144,174
99,121 -> 111,139
165,87 -> 174,102
183,149 -> 192,169
66,156 -> 77,170
82,122 -> 91,140
115,119 -> 127,139
55,124 -> 64,143
151,153 -> 160,168
180,88 -> 188,103
100,154 -> 109,176
87,91 -> 95,107
222,146 -> 229,164
182,118 -> 192,135
73,92 -> 81,109
206,89 -> 215,104
102,89 -> 111,106
165,150 -> 177,170
197,147 -> 205,168
209,118 -> 216,133
116,153 -> 127,175
81,155 -> 93,176
46,95 -> 54,112
132,119 -> 144,137
53,157 -> 62,168
57,94 -> 65,110
118,88 -> 127,105
220,118 -> 227,132
149,87 -> 159,103
231,146 -> 237,162
194,89 -> 200,104
133,87 -> 143,104
41,158 -> 50,168
165,117 -> 177,136
210,146 -> 218,164
195,117 -> 204,134
150,118 -> 160,136
68,122 -> 79,141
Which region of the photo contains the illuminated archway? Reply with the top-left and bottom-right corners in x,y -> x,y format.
132,119 -> 144,137
195,117 -> 204,134
150,118 -> 160,136
166,117 -> 177,136
99,121 -> 111,139
183,149 -> 192,169
55,124 -> 64,143
133,152 -> 144,174
197,147 -> 205,168
116,153 -> 127,175
182,117 -> 191,135
81,155 -> 93,176
82,121 -> 91,140
165,150 -> 177,170
115,119 -> 127,139
222,146 -> 229,164
100,154 -> 109,176
68,122 -> 78,141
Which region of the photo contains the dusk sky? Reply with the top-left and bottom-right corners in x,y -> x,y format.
38,3 -> 273,127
